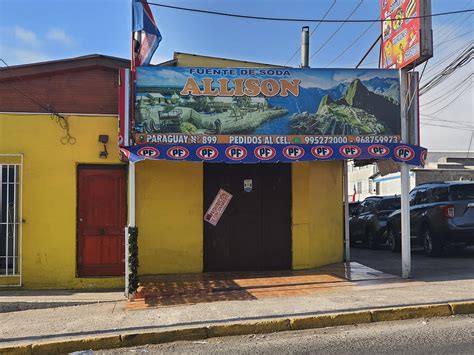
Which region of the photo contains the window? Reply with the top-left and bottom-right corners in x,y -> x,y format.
0,164 -> 20,276
415,189 -> 428,205
364,200 -> 376,213
378,198 -> 401,211
355,201 -> 366,215
449,184 -> 474,201
430,187 -> 449,202
409,190 -> 417,205
357,181 -> 363,194
368,180 -> 374,193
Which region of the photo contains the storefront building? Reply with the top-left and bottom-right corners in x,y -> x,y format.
0,55 -> 129,288
1,52 -> 426,289
0,53 -> 344,289
133,53 -> 345,277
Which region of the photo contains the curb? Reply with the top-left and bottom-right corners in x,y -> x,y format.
1,301 -> 473,354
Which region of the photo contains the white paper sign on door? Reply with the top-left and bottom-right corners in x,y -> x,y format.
204,189 -> 233,226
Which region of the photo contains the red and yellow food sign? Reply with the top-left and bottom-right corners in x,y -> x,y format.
381,0 -> 426,69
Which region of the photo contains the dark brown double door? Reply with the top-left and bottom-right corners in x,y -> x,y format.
204,163 -> 291,272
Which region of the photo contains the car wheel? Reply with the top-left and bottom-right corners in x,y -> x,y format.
387,227 -> 400,253
367,229 -> 378,250
423,227 -> 442,257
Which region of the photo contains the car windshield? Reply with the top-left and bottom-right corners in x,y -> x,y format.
449,184 -> 474,201
378,198 -> 400,211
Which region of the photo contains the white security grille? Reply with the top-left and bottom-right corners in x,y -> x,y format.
0,162 -> 21,279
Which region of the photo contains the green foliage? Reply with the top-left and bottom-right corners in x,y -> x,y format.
317,94 -> 333,113
128,226 -> 139,294
344,79 -> 363,106
181,122 -> 198,134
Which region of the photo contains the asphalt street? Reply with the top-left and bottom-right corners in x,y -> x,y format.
98,315 -> 474,354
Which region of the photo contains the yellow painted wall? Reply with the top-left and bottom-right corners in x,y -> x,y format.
0,57 -> 344,289
136,55 -> 344,275
173,53 -> 278,68
0,113 -> 124,289
136,55 -> 278,275
292,161 -> 344,269
136,160 -> 203,274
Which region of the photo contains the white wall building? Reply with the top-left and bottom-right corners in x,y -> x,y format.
347,151 -> 474,201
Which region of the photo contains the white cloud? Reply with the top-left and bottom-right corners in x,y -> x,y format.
157,69 -> 187,80
11,49 -> 49,64
419,65 -> 473,151
139,68 -> 188,86
14,26 -> 39,45
332,70 -> 398,83
150,54 -> 171,65
46,27 -> 74,46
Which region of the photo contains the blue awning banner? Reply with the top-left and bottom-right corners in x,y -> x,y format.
120,142 -> 427,167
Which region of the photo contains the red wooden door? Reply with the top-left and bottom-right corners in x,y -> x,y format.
77,166 -> 127,277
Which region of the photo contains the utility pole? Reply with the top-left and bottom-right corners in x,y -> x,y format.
400,69 -> 411,279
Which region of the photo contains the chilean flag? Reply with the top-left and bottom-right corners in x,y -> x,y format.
132,0 -> 162,67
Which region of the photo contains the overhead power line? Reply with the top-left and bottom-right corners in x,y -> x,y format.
146,3 -> 473,23
421,114 -> 474,129
437,29 -> 473,47
325,16 -> 379,67
423,40 -> 473,77
311,0 -> 364,60
419,44 -> 473,95
427,83 -> 472,115
435,12 -> 473,44
284,0 -> 337,66
421,73 -> 473,106
0,58 -> 76,144
355,35 -> 382,68
421,122 -> 474,131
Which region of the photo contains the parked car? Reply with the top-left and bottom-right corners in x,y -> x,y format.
349,201 -> 361,216
386,181 -> 474,256
349,195 -> 401,249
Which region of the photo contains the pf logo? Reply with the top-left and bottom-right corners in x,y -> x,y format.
196,146 -> 219,160
137,146 -> 160,158
395,146 -> 415,161
368,145 -> 390,157
283,146 -> 305,160
311,146 -> 333,159
167,146 -> 190,159
225,145 -> 247,161
254,145 -> 276,160
339,145 -> 362,158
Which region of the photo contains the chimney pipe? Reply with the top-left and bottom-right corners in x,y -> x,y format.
301,26 -> 310,68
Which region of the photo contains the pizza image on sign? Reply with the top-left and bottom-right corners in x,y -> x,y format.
380,0 -> 432,69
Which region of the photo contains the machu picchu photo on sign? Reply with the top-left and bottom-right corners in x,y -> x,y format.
134,67 -> 401,141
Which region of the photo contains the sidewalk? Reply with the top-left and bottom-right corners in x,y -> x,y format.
0,263 -> 473,352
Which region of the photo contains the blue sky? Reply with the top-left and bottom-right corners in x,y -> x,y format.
0,0 -> 469,67
0,0 -> 472,151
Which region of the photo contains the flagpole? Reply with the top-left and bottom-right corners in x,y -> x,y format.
130,31 -> 136,144
126,0 -> 161,295
126,1 -> 137,298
